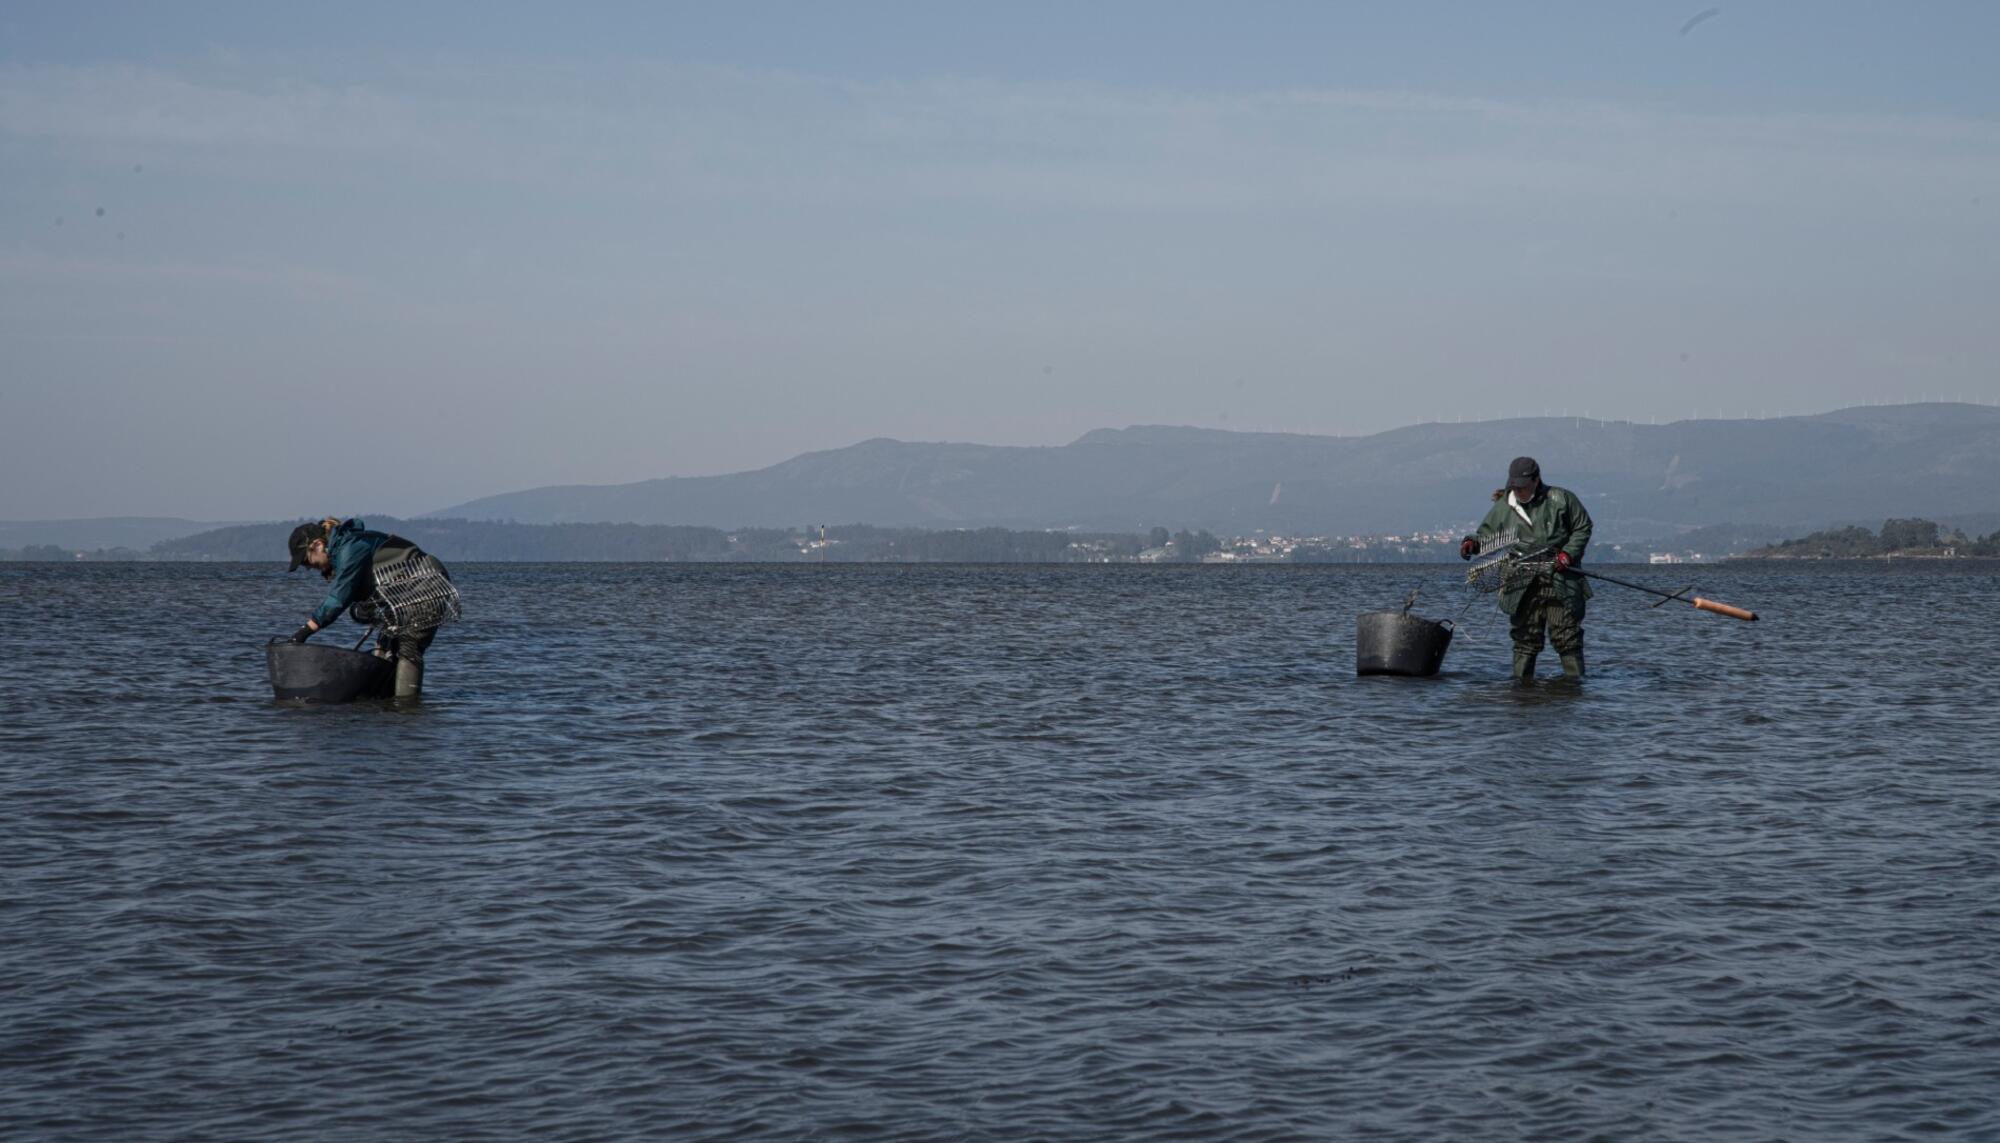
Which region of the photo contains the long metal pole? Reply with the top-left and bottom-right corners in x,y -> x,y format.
1568,567 -> 1681,600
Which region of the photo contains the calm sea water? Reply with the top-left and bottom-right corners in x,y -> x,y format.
3,561 -> 1996,1141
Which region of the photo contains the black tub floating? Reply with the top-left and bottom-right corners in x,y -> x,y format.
1356,611 -> 1454,677
266,640 -> 394,702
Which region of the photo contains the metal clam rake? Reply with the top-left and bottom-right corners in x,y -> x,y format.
266,555 -> 463,701
1466,542 -> 1759,621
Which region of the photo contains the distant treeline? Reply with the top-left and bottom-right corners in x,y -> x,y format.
149,519 -> 749,562
0,544 -> 147,562
1,517 -> 1481,564
24,515 -> 1916,565
77,518 -> 1158,564
1751,518 -> 2000,558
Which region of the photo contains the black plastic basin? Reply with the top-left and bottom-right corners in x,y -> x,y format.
1355,611 -> 1454,677
267,640 -> 394,702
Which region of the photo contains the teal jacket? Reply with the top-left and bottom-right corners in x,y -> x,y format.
1474,485 -> 1594,616
309,519 -> 416,628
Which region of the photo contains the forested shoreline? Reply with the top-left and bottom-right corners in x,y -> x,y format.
3,518 -> 1187,564
12,514 -> 1996,564
1747,518 -> 2000,558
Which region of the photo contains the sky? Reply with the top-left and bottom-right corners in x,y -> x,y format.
3,1 -> 1999,520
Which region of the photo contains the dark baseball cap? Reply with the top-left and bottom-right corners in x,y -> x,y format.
286,522 -> 323,571
1506,457 -> 1541,490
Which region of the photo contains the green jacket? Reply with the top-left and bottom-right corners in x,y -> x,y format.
1475,485 -> 1594,616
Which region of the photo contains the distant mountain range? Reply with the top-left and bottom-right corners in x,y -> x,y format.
430,404 -> 2000,544
9,404 -> 1996,552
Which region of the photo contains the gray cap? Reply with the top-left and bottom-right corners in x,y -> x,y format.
1506,457 -> 1540,490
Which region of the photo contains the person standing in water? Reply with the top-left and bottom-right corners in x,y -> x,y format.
286,517 -> 450,699
1458,458 -> 1593,681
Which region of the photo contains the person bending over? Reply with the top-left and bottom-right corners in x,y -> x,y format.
287,517 -> 449,699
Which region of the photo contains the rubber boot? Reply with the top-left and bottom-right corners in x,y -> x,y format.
393,656 -> 424,700
1560,651 -> 1585,680
1511,651 -> 1539,682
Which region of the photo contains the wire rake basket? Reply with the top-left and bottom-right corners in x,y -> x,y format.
367,553 -> 462,635
1464,539 -> 1556,594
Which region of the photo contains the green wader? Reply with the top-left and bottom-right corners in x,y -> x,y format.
1507,571 -> 1586,680
378,626 -> 437,699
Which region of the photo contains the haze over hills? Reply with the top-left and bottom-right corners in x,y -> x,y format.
0,517 -> 240,552
430,404 -> 2000,544
8,405 -> 1996,552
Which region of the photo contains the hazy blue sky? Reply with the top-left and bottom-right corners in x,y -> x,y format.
4,1 -> 1998,519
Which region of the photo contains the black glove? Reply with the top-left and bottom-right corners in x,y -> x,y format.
1458,536 -> 1480,561
290,624 -> 314,644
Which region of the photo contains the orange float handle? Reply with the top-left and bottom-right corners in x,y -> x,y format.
1693,597 -> 1758,621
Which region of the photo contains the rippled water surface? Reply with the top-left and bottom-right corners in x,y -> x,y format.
4,562 -> 1997,1141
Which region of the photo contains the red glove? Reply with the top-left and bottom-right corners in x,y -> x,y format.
1459,536 -> 1480,560
1554,551 -> 1573,572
